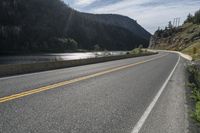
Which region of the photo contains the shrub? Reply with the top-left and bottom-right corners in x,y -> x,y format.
130,48 -> 142,55
193,101 -> 200,122
188,65 -> 200,122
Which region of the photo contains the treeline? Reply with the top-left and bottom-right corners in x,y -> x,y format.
0,0 -> 150,54
153,21 -> 180,39
185,9 -> 200,24
154,28 -> 179,38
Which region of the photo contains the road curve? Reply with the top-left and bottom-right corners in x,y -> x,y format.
0,52 -> 183,133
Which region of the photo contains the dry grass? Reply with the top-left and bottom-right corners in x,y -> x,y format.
182,41 -> 200,60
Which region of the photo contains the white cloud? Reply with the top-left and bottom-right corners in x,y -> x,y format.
74,0 -> 97,6
91,0 -> 149,12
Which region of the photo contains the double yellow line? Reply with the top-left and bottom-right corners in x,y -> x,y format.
0,54 -> 167,104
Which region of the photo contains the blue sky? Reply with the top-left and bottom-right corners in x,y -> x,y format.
63,0 -> 200,33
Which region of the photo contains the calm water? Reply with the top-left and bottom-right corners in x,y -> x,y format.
0,51 -> 127,65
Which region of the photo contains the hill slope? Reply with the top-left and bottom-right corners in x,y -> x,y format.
81,13 -> 151,40
150,9 -> 200,60
150,23 -> 200,50
0,0 -> 151,54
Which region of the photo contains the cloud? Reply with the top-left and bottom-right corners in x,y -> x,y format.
82,0 -> 121,9
75,0 -> 96,6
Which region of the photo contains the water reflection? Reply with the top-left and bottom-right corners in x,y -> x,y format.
0,51 -> 127,65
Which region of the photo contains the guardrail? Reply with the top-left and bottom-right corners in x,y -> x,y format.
0,53 -> 157,77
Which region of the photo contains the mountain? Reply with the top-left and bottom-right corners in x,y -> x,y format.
149,9 -> 200,60
0,0 -> 151,54
81,13 -> 151,40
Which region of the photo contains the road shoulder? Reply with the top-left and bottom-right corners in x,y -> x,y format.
140,57 -> 189,133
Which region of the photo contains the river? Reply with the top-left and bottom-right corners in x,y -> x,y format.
0,51 -> 127,65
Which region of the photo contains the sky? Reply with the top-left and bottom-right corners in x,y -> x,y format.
63,0 -> 200,33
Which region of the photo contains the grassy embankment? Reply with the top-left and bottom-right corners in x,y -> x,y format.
182,41 -> 200,61
180,23 -> 200,61
188,65 -> 200,123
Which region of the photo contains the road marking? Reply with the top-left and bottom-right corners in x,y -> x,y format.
131,55 -> 180,133
0,54 -> 168,104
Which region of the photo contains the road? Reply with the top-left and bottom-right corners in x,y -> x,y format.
0,52 -> 188,133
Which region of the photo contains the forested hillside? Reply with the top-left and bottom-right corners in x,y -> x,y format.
0,0 -> 151,54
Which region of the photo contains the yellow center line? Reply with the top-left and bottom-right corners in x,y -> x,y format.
0,54 -> 168,104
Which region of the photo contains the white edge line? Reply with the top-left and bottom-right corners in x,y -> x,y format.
131,54 -> 181,133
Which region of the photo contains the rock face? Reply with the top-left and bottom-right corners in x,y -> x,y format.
0,0 -> 151,54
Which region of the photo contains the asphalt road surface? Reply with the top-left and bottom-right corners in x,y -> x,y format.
0,52 -> 188,133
